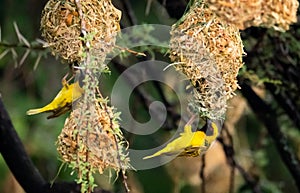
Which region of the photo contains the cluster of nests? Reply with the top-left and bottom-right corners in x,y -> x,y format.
170,0 -> 298,120
40,0 -> 129,174
40,0 -> 298,171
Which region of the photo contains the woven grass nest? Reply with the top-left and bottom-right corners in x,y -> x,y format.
57,100 -> 130,174
170,2 -> 244,119
207,0 -> 299,31
40,0 -> 121,63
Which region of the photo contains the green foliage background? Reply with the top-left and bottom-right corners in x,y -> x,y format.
1,0 -> 300,193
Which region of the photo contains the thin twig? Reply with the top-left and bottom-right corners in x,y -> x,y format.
218,125 -> 262,193
0,42 -> 45,50
200,154 -> 206,193
13,21 -> 30,47
121,0 -> 138,25
114,45 -> 146,56
222,126 -> 235,193
229,159 -> 235,193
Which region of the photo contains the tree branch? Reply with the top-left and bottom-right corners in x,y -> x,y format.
0,95 -> 45,193
265,82 -> 300,129
240,82 -> 300,192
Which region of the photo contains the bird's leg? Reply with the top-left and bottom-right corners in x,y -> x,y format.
186,114 -> 197,126
61,62 -> 80,85
66,74 -> 74,83
61,72 -> 70,88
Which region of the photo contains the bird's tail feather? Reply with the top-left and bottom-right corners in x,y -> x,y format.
26,106 -> 51,115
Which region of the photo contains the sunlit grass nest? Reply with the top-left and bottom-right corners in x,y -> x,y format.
40,0 -> 121,63
56,100 -> 130,174
170,2 -> 244,119
207,0 -> 299,31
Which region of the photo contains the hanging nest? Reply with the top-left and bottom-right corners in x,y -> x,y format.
57,100 -> 130,174
40,0 -> 121,63
170,2 -> 244,119
207,0 -> 299,31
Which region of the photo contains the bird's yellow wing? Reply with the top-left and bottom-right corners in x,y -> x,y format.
143,125 -> 206,159
26,81 -> 84,118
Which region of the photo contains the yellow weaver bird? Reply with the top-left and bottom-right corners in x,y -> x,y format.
143,119 -> 222,159
26,77 -> 84,119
